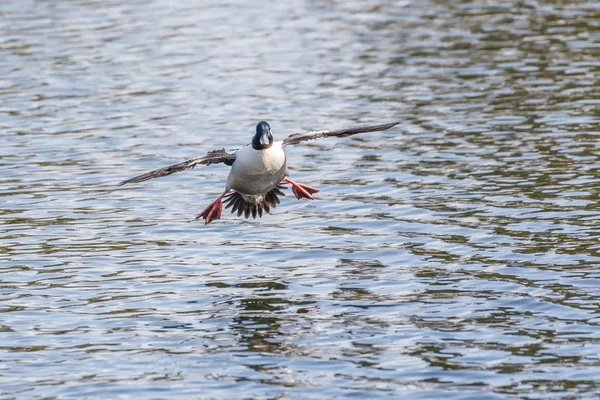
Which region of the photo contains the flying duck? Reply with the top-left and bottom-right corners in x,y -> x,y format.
119,121 -> 400,224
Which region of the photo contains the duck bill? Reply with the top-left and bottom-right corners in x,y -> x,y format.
259,133 -> 270,146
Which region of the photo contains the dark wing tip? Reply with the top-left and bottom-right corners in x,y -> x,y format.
347,120 -> 401,134
117,169 -> 169,186
117,174 -> 152,186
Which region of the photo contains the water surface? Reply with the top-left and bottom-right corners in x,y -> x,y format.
1,0 -> 600,398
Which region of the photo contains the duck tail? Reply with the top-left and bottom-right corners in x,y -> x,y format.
223,184 -> 287,219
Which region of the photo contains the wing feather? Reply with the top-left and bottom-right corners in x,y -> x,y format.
282,121 -> 400,147
118,148 -> 236,186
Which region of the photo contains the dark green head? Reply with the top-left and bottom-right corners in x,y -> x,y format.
252,121 -> 273,150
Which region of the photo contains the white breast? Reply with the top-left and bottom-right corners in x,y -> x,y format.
231,141 -> 285,175
226,141 -> 287,193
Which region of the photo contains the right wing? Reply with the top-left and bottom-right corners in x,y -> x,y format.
118,148 -> 236,186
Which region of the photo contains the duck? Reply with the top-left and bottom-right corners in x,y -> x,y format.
119,120 -> 400,224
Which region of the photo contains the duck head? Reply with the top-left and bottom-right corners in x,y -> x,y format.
252,121 -> 273,150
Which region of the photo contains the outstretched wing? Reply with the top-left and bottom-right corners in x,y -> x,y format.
282,121 -> 400,147
118,148 -> 236,186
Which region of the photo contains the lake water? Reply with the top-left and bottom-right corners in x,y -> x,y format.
1,0 -> 600,398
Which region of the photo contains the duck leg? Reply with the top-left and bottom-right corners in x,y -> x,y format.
283,177 -> 319,200
195,189 -> 231,224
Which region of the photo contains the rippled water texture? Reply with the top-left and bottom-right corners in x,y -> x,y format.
2,0 -> 600,398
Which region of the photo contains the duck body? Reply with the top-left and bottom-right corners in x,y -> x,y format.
221,140 -> 292,219
226,141 -> 287,196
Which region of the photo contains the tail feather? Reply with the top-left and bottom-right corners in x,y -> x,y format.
223,184 -> 287,219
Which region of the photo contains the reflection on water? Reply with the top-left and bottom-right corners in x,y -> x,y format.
1,0 -> 600,398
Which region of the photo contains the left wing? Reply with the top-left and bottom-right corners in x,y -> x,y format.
118,148 -> 236,186
282,121 -> 400,147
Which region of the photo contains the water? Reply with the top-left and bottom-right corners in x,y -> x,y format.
1,0 -> 600,398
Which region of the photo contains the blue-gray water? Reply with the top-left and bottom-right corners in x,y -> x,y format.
1,0 -> 600,398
